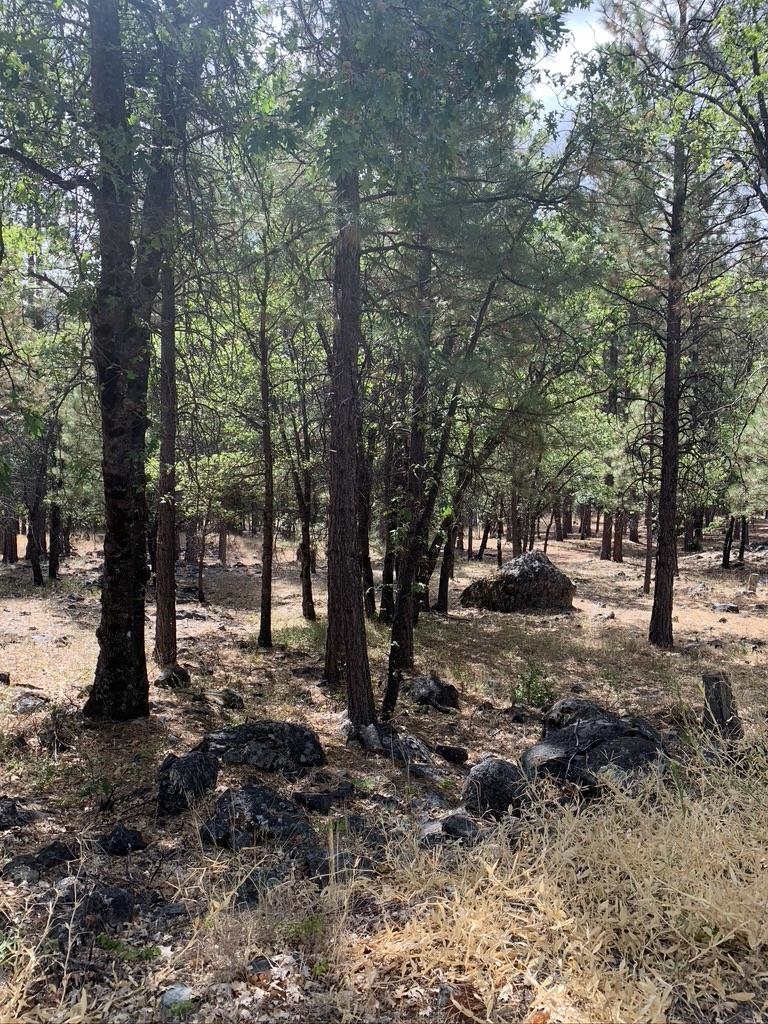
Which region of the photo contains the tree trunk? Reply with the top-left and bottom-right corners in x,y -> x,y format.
323,167 -> 375,728
722,516 -> 735,569
435,523 -> 456,614
197,519 -> 207,603
496,510 -> 503,567
3,518 -> 19,563
358,429 -> 376,619
476,519 -> 491,560
553,499 -> 563,541
562,495 -> 573,537
738,516 -> 748,562
629,512 -> 640,544
257,266 -> 274,650
218,522 -> 227,564
600,511 -> 613,561
644,491 -> 654,595
154,261 -> 177,668
48,502 -> 61,580
466,509 -> 473,560
612,511 -> 623,563
702,671 -> 743,741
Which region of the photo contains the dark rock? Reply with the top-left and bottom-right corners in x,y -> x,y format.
433,744 -> 469,766
219,688 -> 245,711
12,693 -> 48,714
461,758 -> 529,818
332,780 -> 355,801
234,869 -> 286,909
157,751 -> 219,816
712,603 -> 739,614
54,876 -> 136,936
0,797 -> 28,831
2,855 -> 41,884
0,672 -> 10,686
359,723 -> 438,778
402,674 -> 460,712
197,720 -> 326,778
294,791 -> 334,814
419,812 -> 480,848
97,824 -> 147,856
3,838 -> 78,884
501,703 -> 543,726
543,698 -> 620,735
201,784 -> 310,850
155,664 -> 191,689
522,713 -> 664,789
301,846 -> 375,887
459,551 -> 575,613
247,955 -> 275,976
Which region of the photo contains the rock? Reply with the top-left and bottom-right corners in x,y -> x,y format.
419,812 -> 480,848
155,664 -> 191,689
522,711 -> 664,789
2,856 -> 41,884
0,798 -> 27,831
219,688 -> 245,711
712,603 -> 739,614
3,839 -> 78,883
97,824 -> 147,856
197,720 -> 326,778
432,744 -> 469,766
359,724 -> 439,780
459,551 -> 575,613
233,868 -> 286,909
157,751 -> 219,816
201,784 -> 310,850
247,955 -> 275,977
500,703 -> 543,726
53,877 -> 136,937
294,791 -> 334,814
0,672 -> 10,686
159,985 -> 195,1020
402,674 -> 460,712
543,698 -> 620,735
12,693 -> 48,714
461,758 -> 529,818
301,846 -> 375,887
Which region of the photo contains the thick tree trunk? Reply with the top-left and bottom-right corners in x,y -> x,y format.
628,512 -> 640,544
562,495 -> 573,537
323,167 -> 375,728
3,518 -> 19,563
154,261 -> 177,668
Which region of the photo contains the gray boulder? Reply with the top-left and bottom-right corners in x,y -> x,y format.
459,551 -> 575,612
402,674 -> 460,712
197,720 -> 326,778
201,784 -> 311,850
157,751 -> 219,816
155,664 -> 191,689
461,758 -> 529,818
523,707 -> 664,789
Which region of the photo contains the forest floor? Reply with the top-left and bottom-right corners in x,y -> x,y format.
1,528 -> 768,1023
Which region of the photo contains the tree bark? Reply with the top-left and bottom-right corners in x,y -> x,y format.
612,511 -> 623,563
738,515 -> 748,562
323,166 -> 375,728
476,519 -> 491,560
48,502 -> 61,580
257,262 -> 274,649
722,516 -> 735,569
358,428 -> 376,619
154,260 -> 177,668
600,511 -> 613,561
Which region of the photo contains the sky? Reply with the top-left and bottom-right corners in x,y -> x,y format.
534,5 -> 613,108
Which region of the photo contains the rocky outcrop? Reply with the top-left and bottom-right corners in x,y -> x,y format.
197,720 -> 326,778
461,758 -> 529,818
459,552 -> 575,613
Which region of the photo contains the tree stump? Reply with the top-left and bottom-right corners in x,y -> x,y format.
702,671 -> 743,741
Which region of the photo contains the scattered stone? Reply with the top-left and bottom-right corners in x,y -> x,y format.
97,824 -> 147,856
359,724 -> 439,779
543,698 -> 620,735
219,688 -> 245,711
432,744 -> 469,766
0,797 -> 28,831
53,877 -> 136,939
197,720 -> 326,777
712,603 -> 739,614
159,985 -> 195,1020
0,672 -> 10,686
459,551 -> 575,613
461,758 -> 529,818
2,840 -> 78,885
419,812 -> 480,848
523,708 -> 664,789
294,791 -> 334,814
402,674 -> 460,712
2,855 -> 41,884
595,610 -> 616,620
201,784 -> 310,850
157,751 -> 219,816
12,693 -> 48,715
155,664 -> 192,689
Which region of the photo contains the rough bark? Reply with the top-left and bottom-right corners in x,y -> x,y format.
48,502 -> 61,580
323,167 -> 375,728
257,263 -> 274,650
154,260 -> 177,668
600,512 -> 613,561
722,516 -> 735,569
612,511 -> 623,563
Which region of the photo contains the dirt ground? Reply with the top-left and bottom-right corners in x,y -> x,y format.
1,525 -> 767,1023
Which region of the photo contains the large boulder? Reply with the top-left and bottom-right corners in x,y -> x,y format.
522,704 -> 664,789
201,784 -> 311,850
461,758 -> 529,818
197,721 -> 326,778
402,674 -> 460,712
459,551 -> 575,613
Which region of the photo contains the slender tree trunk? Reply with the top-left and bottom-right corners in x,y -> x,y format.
562,495 -> 573,537
466,509 -> 473,559
257,269 -> 274,649
476,519 -> 491,560
649,128 -> 686,648
629,512 -> 640,544
722,516 -> 735,569
197,519 -> 207,603
738,516 -> 748,562
612,511 -> 624,562
644,491 -> 654,595
435,523 -> 456,614
553,499 -> 563,541
358,429 -> 376,619
600,512 -> 613,561
154,261 -> 177,668
48,503 -> 61,580
218,522 -> 227,564
323,167 -> 375,728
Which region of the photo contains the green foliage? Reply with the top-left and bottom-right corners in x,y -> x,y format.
510,664 -> 555,708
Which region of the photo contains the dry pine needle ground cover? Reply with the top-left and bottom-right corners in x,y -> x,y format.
1,529 -> 768,1024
